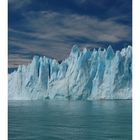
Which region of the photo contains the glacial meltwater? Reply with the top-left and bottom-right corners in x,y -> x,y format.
8,100 -> 132,140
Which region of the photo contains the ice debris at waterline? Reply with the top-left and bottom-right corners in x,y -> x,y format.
8,45 -> 132,100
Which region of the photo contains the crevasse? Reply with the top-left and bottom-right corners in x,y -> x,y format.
8,45 -> 132,100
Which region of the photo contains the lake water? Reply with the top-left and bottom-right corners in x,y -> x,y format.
8,100 -> 132,140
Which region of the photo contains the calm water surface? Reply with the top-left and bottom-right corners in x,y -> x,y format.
8,100 -> 132,140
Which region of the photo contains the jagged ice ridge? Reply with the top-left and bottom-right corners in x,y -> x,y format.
8,45 -> 132,100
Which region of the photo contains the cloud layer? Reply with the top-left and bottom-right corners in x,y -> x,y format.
8,0 -> 132,68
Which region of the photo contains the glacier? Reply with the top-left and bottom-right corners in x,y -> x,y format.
8,45 -> 132,100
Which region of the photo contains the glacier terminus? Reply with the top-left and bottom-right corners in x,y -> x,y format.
8,45 -> 132,100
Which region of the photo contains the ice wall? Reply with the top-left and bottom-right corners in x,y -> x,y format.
8,45 -> 132,100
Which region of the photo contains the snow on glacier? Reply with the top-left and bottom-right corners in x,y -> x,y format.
8,45 -> 132,100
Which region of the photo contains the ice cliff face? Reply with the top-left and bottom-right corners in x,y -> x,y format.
8,45 -> 132,100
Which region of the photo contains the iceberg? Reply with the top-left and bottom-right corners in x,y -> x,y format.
8,45 -> 132,100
